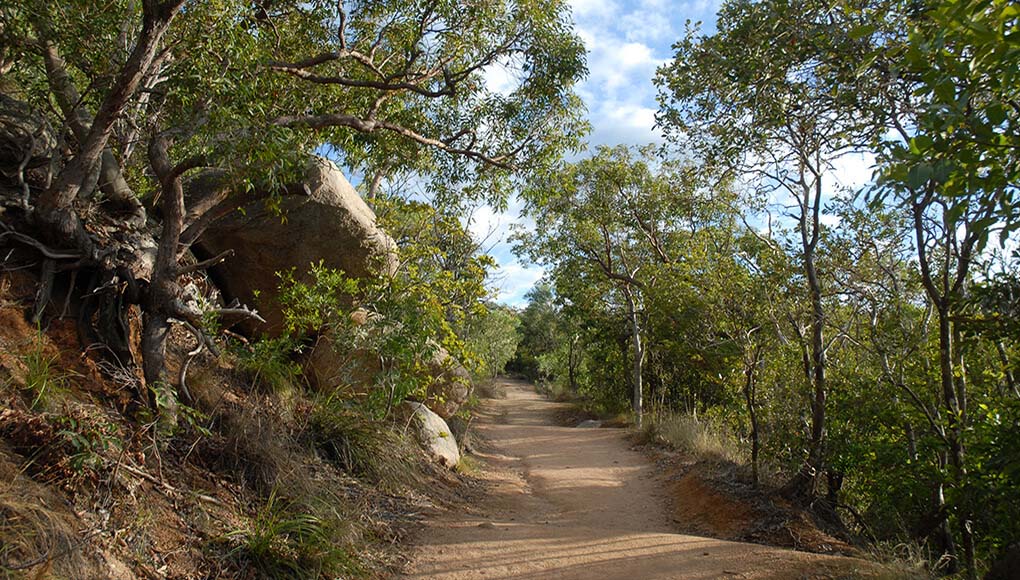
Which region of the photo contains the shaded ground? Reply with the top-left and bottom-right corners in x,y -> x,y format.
402,379 -> 894,579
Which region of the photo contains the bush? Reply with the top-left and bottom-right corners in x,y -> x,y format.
232,336 -> 303,394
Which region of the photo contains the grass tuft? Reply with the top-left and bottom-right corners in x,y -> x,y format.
643,413 -> 743,463
19,327 -> 71,411
225,489 -> 363,579
309,393 -> 421,490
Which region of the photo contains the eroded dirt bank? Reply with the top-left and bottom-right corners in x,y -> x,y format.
402,379 -> 889,580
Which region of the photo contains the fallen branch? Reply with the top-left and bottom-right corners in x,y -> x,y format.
215,306 -> 267,325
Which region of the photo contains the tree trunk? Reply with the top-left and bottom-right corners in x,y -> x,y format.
805,237 -> 827,488
743,344 -> 763,486
568,334 -> 578,392
624,286 -> 643,428
946,316 -> 975,578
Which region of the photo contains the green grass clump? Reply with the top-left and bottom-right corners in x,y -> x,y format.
20,328 -> 71,411
226,490 -> 363,579
308,393 -> 421,490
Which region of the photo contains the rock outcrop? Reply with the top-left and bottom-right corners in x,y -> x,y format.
196,158 -> 397,336
405,401 -> 460,469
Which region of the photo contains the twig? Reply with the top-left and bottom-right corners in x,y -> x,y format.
177,338 -> 204,406
119,463 -> 226,507
175,249 -> 233,276
215,306 -> 266,325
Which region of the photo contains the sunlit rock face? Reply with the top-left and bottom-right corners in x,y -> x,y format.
406,401 -> 461,469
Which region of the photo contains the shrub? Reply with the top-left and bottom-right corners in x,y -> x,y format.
232,336 -> 303,394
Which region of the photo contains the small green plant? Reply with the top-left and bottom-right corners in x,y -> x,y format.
226,489 -> 362,579
54,414 -> 121,478
233,336 -> 303,393
20,327 -> 72,411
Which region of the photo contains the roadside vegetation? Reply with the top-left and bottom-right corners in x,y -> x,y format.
509,1 -> 1019,576
0,0 -> 1016,578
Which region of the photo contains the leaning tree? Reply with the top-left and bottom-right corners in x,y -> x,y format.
0,0 -> 586,405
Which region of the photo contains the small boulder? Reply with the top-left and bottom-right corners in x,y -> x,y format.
406,401 -> 460,469
576,420 -> 602,429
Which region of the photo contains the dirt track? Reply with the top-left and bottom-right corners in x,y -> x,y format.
402,379 -> 883,579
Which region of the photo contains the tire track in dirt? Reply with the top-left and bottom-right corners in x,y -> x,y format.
402,380 -> 885,579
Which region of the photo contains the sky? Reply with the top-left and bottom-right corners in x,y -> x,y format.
472,0 -> 726,307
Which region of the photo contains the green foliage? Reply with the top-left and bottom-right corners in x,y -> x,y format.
2,0 -> 588,210
463,304 -> 521,380
225,489 -> 363,580
233,336 -> 304,394
308,393 -> 420,490
506,285 -> 560,380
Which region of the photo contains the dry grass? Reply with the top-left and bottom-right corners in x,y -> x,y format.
0,447 -> 100,578
475,380 -> 507,399
643,413 -> 743,463
211,400 -> 311,497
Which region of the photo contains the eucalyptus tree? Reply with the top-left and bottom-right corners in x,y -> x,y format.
655,0 -> 881,500
0,0 -> 586,404
517,146 -> 685,426
853,0 -> 1020,571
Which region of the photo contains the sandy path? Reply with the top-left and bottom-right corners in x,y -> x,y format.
402,379 -> 879,579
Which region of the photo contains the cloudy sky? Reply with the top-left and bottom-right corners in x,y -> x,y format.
472,0 -> 725,306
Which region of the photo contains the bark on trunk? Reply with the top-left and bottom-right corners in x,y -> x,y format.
624,286 -> 643,428
743,344 -> 763,486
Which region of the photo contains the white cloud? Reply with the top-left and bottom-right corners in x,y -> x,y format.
490,262 -> 546,306
482,61 -> 517,95
569,0 -> 619,20
831,152 -> 876,193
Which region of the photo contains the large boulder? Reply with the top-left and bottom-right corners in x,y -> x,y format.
196,158 -> 397,336
405,401 -> 460,469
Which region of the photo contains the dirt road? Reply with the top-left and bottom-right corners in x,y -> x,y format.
402,379 -> 883,579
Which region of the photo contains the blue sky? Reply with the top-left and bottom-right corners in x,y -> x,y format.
472,0 -> 725,306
